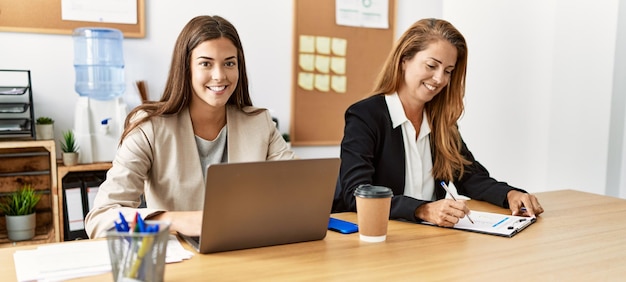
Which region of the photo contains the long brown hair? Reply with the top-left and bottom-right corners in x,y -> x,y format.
371,18 -> 470,181
120,15 -> 253,143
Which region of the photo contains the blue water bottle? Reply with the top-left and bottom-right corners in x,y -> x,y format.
73,27 -> 125,101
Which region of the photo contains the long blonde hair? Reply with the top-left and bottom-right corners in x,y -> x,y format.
371,18 -> 470,181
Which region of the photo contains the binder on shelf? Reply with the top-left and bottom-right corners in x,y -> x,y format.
58,165 -> 111,241
82,172 -> 105,215
62,175 -> 88,240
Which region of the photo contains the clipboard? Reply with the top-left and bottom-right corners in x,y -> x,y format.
420,210 -> 536,237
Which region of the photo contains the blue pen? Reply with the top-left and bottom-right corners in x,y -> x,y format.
146,224 -> 159,233
114,221 -> 124,232
116,212 -> 130,232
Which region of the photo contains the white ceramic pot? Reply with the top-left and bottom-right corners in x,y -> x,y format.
62,152 -> 79,166
5,213 -> 36,241
36,124 -> 54,140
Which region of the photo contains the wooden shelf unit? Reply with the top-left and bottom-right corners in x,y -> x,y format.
0,140 -> 59,247
56,161 -> 111,241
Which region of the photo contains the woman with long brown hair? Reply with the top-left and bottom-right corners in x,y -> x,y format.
85,15 -> 294,238
334,18 -> 543,226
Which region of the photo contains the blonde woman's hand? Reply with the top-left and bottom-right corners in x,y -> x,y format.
415,199 -> 470,227
507,190 -> 544,217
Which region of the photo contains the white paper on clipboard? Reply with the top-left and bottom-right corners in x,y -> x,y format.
421,210 -> 536,237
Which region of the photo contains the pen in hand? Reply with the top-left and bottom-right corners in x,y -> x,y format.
440,181 -> 475,224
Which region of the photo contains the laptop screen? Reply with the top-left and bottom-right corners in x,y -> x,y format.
181,158 -> 340,254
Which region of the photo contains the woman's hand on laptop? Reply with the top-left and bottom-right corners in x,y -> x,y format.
150,211 -> 203,236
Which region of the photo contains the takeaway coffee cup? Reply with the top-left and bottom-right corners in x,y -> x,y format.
354,184 -> 393,242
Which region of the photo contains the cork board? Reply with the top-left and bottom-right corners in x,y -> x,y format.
291,0 -> 395,145
0,0 -> 145,38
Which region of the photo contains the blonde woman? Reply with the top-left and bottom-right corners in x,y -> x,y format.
334,18 -> 543,226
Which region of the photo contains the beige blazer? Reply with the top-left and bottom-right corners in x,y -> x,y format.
84,106 -> 295,238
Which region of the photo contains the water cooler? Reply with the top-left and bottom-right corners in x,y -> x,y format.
72,28 -> 127,163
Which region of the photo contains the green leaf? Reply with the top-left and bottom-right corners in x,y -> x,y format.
0,184 -> 41,216
36,116 -> 54,124
60,130 -> 79,153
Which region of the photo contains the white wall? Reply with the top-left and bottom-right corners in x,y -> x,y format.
547,0 -> 618,194
443,0 -> 621,195
443,1 -> 556,193
612,0 -> 626,198
1,0 -> 624,197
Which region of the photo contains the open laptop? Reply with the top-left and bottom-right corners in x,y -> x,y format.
179,158 -> 340,254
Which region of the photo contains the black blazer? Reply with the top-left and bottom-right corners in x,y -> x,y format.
333,94 -> 525,222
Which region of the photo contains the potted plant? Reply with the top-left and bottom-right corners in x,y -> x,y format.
0,184 -> 41,241
60,129 -> 79,166
35,116 -> 55,140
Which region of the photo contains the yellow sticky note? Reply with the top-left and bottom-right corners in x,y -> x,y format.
316,36 -> 331,55
331,75 -> 347,93
315,55 -> 330,73
299,54 -> 315,71
314,74 -> 330,92
299,35 -> 315,53
331,38 -> 347,56
330,57 -> 346,74
298,72 -> 314,91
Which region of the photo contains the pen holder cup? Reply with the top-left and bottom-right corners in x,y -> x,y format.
106,221 -> 170,282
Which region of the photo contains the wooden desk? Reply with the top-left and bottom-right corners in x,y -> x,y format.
2,189 -> 625,281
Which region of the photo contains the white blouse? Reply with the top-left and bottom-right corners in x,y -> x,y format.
385,93 -> 435,201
